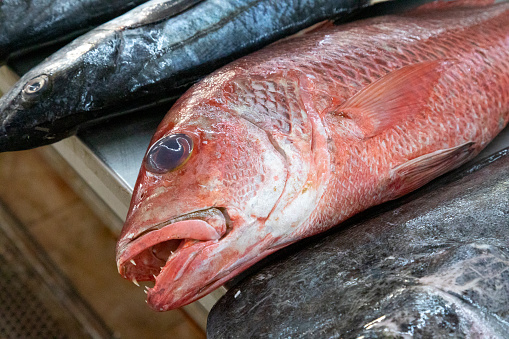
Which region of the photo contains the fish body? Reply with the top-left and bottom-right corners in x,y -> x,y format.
208,147 -> 509,338
116,1 -> 509,311
0,0 -> 150,63
0,0 -> 380,152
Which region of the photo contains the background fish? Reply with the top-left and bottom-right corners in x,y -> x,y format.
115,1 -> 509,311
0,0 -> 386,152
0,0 -> 150,63
207,147 -> 509,338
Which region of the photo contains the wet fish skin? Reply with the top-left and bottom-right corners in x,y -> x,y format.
0,0 -> 150,63
116,2 -> 509,310
207,148 -> 509,338
0,0 -> 377,152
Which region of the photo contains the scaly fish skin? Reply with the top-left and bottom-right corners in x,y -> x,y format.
0,0 -> 377,152
116,2 -> 509,310
207,149 -> 509,339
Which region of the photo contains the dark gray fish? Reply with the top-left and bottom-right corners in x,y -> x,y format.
207,148 -> 509,338
0,0 -> 150,63
0,0 -> 393,152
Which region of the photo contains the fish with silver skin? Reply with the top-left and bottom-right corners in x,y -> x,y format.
0,0 -> 150,63
207,147 -> 509,338
0,0 -> 382,152
116,1 -> 509,311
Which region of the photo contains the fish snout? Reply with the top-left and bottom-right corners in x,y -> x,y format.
116,207 -> 229,283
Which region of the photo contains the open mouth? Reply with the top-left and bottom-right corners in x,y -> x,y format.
116,207 -> 229,286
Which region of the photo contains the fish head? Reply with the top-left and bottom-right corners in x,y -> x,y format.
0,31 -> 128,151
0,69 -> 75,150
116,87 -> 290,310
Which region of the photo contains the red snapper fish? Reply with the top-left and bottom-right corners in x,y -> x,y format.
116,1 -> 509,311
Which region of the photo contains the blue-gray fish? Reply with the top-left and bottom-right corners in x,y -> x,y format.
0,0 -> 385,152
0,0 -> 150,63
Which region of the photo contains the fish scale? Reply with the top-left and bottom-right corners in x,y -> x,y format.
230,7 -> 509,230
116,1 -> 509,311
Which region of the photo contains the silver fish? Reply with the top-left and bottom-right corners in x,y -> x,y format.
0,0 -> 386,151
0,0 -> 150,63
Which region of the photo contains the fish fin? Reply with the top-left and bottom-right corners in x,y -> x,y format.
123,0 -> 204,30
388,142 -> 476,199
334,60 -> 446,139
272,20 -> 334,46
294,20 -> 335,36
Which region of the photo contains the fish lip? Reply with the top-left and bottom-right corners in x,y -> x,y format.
145,241 -> 212,311
116,207 -> 228,279
146,244 -> 277,311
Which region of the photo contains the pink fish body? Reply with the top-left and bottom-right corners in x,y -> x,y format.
116,1 -> 509,311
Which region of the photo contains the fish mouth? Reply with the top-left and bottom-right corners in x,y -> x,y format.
116,207 -> 229,302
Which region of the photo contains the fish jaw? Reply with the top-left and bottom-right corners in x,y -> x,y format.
116,209 -> 227,281
116,207 -> 283,310
122,218 -> 280,311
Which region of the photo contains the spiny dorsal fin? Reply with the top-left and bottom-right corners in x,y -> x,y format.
334,60 -> 447,139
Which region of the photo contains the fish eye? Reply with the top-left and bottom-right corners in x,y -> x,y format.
22,75 -> 50,98
145,134 -> 193,174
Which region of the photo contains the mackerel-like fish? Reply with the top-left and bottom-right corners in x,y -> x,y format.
115,1 -> 509,311
208,148 -> 509,338
0,0 -> 150,63
0,0 -> 384,152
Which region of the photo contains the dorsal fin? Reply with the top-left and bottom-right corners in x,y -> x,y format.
333,60 -> 446,139
107,0 -> 204,30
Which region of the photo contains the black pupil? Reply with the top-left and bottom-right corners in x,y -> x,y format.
145,134 -> 192,174
28,81 -> 41,92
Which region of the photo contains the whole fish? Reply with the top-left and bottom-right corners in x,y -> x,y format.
208,147 -> 509,338
0,0 -> 150,63
116,1 -> 509,311
0,0 -> 384,152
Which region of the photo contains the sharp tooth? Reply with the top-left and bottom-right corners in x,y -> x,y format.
130,259 -> 136,266
144,290 -> 148,295
153,274 -> 157,280
132,278 -> 140,287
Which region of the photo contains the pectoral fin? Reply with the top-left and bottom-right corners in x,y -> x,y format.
335,60 -> 446,138
388,142 -> 476,199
